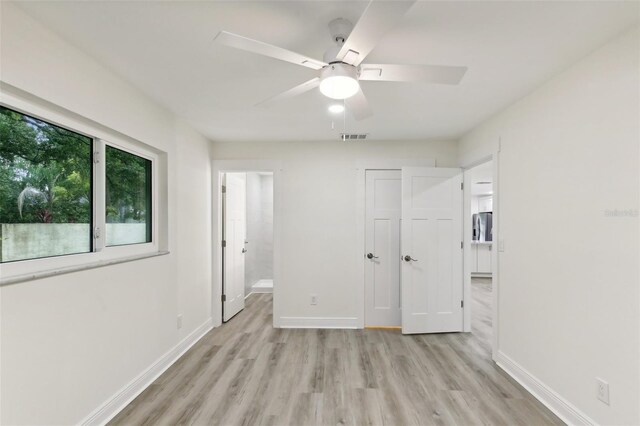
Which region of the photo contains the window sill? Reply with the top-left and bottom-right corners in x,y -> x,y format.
0,251 -> 170,287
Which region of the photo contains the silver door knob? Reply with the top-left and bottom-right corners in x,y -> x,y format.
403,255 -> 418,262
242,248 -> 247,253
366,253 -> 379,259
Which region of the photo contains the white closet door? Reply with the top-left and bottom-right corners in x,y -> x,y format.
401,167 -> 463,334
365,170 -> 402,327
223,172 -> 246,322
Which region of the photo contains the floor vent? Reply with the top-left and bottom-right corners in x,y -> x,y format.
340,133 -> 368,141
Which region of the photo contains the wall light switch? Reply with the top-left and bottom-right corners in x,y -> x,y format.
498,239 -> 505,252
310,294 -> 318,305
177,314 -> 183,330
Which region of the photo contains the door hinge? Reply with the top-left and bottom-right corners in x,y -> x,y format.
461,300 -> 464,308
93,151 -> 100,164
222,185 -> 227,193
221,294 -> 226,302
94,227 -> 101,239
461,182 -> 464,190
222,240 -> 226,248
461,241 -> 463,249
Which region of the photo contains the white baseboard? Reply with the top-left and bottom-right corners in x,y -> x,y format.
496,351 -> 596,426
80,319 -> 213,426
279,316 -> 359,329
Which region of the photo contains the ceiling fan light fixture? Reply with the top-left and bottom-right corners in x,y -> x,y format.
319,63 -> 359,100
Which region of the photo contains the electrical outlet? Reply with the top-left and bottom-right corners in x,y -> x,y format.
596,378 -> 609,405
310,294 -> 318,305
177,314 -> 183,330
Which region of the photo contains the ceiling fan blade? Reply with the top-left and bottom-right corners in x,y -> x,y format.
360,64 -> 468,85
336,0 -> 416,67
256,78 -> 320,107
345,88 -> 373,120
214,31 -> 327,70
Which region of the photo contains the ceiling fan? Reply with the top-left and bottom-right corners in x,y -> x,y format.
213,0 -> 467,120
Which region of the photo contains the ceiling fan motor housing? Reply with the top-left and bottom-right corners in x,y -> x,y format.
320,63 -> 359,81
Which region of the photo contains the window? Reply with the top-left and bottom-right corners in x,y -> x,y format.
0,103 -> 157,268
0,106 -> 93,263
105,145 -> 152,246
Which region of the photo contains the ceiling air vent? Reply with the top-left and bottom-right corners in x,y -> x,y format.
340,133 -> 368,141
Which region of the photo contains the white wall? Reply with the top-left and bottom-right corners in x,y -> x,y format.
459,28 -> 639,425
245,172 -> 273,294
210,140 -> 458,325
0,3 -> 212,424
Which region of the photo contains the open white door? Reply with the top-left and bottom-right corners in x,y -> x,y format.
223,172 -> 246,322
401,167 -> 463,334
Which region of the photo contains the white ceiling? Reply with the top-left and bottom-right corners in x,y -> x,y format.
14,1 -> 639,142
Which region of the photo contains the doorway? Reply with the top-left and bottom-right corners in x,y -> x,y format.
463,160 -> 495,348
244,172 -> 274,297
219,170 -> 274,324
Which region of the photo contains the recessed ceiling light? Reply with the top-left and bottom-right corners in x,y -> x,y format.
328,104 -> 345,114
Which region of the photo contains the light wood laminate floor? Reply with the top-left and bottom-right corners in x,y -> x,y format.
111,281 -> 562,426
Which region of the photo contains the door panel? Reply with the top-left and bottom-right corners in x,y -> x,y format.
410,176 -> 452,209
436,219 -> 454,312
409,218 -> 429,314
223,172 -> 246,322
365,170 -> 401,327
373,219 -> 392,308
401,167 -> 463,334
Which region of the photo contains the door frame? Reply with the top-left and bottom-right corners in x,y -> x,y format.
460,141 -> 500,361
355,158 -> 436,329
211,160 -> 283,328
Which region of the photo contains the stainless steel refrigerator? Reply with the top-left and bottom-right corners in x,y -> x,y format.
472,212 -> 493,242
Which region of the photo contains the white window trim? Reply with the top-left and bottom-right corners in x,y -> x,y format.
0,86 -> 163,285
